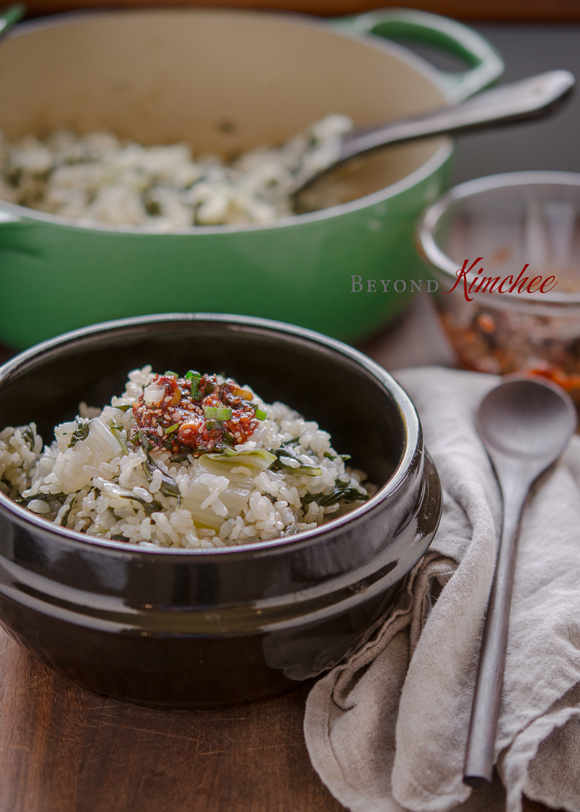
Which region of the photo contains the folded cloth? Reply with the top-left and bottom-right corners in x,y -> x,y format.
304,367 -> 580,812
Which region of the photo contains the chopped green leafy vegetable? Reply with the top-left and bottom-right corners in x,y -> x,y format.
109,422 -> 129,454
18,491 -> 67,506
271,445 -> 322,476
68,419 -> 90,448
98,480 -> 164,517
142,455 -> 182,502
302,485 -> 368,507
21,426 -> 36,452
205,448 -> 276,469
60,494 -> 77,528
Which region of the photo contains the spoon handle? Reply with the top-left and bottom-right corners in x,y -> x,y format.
463,477 -> 530,787
340,71 -> 574,162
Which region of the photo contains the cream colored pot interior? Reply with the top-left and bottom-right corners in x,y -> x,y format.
0,9 -> 448,200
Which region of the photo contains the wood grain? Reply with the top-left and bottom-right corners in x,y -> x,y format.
0,627 -> 344,812
0,621 -> 562,812
18,0 -> 580,22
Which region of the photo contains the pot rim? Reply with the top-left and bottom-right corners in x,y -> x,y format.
418,170 -> 580,308
0,312 -> 422,558
0,6 -> 453,235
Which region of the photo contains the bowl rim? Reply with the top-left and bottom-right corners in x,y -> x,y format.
0,6 -> 453,235
418,170 -> 580,308
0,313 -> 422,557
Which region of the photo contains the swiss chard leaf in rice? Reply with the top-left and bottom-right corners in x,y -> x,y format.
142,454 -> 181,502
301,482 -> 369,508
59,494 -> 77,528
21,426 -> 36,452
324,451 -> 351,462
180,450 -> 277,531
15,491 -> 67,508
109,422 -> 129,455
67,419 -> 90,448
271,444 -> 322,476
97,480 -> 163,517
204,448 -> 276,472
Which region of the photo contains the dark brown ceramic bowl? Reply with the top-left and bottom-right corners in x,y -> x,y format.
0,314 -> 441,708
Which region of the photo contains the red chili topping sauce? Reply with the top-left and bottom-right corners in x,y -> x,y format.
131,373 -> 260,455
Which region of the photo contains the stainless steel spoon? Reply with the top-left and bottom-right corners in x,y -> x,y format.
292,70 -> 574,197
464,376 -> 577,788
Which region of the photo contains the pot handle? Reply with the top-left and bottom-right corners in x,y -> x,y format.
0,208 -> 22,226
329,8 -> 504,102
0,4 -> 26,38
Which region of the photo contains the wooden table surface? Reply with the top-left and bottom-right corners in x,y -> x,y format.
0,297 -> 562,812
21,0 -> 580,23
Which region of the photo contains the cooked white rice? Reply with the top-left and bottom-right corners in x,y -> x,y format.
0,367 -> 372,549
0,114 -> 352,229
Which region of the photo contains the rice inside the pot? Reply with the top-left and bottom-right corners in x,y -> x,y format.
0,114 -> 352,228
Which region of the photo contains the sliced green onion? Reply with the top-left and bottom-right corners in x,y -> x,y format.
204,406 -> 232,421
164,423 -> 180,435
255,409 -> 267,421
164,370 -> 178,377
190,378 -> 201,396
186,370 -> 202,395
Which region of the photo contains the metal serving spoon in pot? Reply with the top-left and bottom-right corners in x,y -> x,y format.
464,376 -> 577,788
291,70 -> 574,198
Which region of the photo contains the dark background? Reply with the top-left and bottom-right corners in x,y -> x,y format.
449,23 -> 580,182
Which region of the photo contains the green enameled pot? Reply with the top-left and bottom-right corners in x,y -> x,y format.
0,7 -> 502,349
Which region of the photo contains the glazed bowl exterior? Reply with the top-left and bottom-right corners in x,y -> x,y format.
0,7 -> 502,349
418,172 -> 580,407
0,314 -> 441,708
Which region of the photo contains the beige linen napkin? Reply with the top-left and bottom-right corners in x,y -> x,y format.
304,367 -> 580,812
